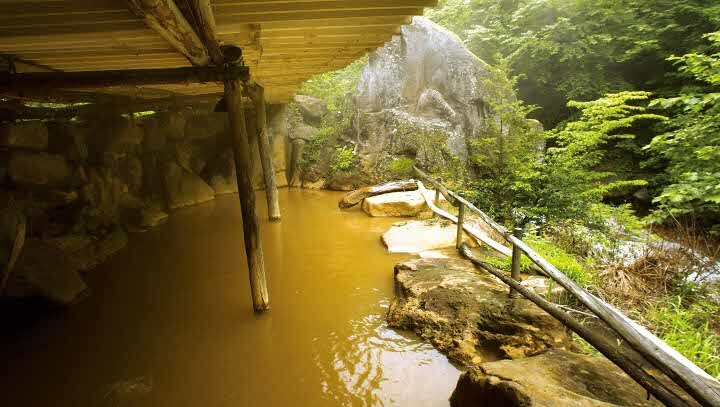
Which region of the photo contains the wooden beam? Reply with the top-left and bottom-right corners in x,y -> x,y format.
247,82 -> 281,221
183,0 -> 224,65
225,78 -> 270,312
125,0 -> 210,65
0,65 -> 249,92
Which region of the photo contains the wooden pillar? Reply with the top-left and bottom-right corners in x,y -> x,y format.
224,78 -> 270,312
248,83 -> 281,221
509,227 -> 523,298
455,202 -> 465,249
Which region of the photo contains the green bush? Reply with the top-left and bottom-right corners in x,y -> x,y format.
332,147 -> 355,172
387,157 -> 415,179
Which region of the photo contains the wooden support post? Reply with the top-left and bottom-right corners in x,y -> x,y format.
225,78 -> 270,312
248,82 -> 281,221
509,227 -> 523,298
434,189 -> 440,206
456,201 -> 465,249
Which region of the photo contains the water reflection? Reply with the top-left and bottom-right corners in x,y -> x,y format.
317,300 -> 461,406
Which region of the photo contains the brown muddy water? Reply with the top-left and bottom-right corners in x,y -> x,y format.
0,189 -> 461,406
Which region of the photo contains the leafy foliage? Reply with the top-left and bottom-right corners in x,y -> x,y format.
297,57 -> 368,111
647,33 -> 720,224
331,147 -> 356,173
426,0 -> 720,127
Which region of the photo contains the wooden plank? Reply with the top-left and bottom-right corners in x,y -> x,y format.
217,8 -> 423,24
225,78 -> 271,312
213,0 -> 436,14
125,0 -> 210,65
0,65 -> 250,92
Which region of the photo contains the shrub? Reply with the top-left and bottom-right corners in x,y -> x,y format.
387,157 -> 415,179
332,146 -> 355,172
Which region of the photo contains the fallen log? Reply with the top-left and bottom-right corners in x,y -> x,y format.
450,190 -> 720,407
338,180 -> 418,209
459,244 -> 691,407
416,181 -> 512,257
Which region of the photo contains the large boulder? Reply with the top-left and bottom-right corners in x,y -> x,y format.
450,350 -> 662,407
362,190 -> 429,217
5,239 -> 88,306
354,17 -> 496,166
293,95 -> 329,126
46,228 -> 128,272
382,220 -> 460,253
162,162 -> 215,210
7,151 -> 72,187
388,257 -> 572,365
0,122 -> 48,150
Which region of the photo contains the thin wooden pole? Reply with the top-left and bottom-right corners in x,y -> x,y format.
248,82 -> 281,221
455,202 -> 465,249
0,216 -> 26,296
225,78 -> 270,312
460,244 -> 689,407
509,227 -> 523,298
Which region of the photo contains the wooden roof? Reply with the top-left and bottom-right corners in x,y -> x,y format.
0,0 -> 435,104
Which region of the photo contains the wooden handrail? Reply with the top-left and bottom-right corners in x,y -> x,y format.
413,166 -> 458,206
446,190 -> 720,406
460,244 -> 690,407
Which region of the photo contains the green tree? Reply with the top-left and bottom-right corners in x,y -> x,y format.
647,33 -> 720,225
536,92 -> 665,225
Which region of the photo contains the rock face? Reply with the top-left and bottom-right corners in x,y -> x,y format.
8,151 -> 72,187
163,162 -> 215,210
0,122 -> 49,150
292,17 -> 504,188
450,350 -> 662,407
387,257 -> 572,365
361,190 -> 429,217
0,104 -> 294,306
382,220 -> 460,253
293,95 -> 328,127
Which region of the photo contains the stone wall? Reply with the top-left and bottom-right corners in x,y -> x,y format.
0,106 -> 289,306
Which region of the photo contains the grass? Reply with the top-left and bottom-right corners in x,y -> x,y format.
647,297 -> 720,379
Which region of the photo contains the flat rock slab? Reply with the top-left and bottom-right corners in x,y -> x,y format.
450,350 -> 662,407
362,190 -> 434,217
388,257 -> 572,365
382,220 -> 459,253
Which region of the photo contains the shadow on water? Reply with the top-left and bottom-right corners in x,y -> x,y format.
0,189 -> 461,406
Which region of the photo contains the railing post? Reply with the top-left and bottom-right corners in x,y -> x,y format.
456,200 -> 465,249
509,227 -> 524,298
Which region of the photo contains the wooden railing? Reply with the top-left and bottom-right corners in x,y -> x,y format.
410,167 -> 720,407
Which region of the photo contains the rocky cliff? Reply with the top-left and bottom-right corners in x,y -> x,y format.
293,17 -> 501,189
